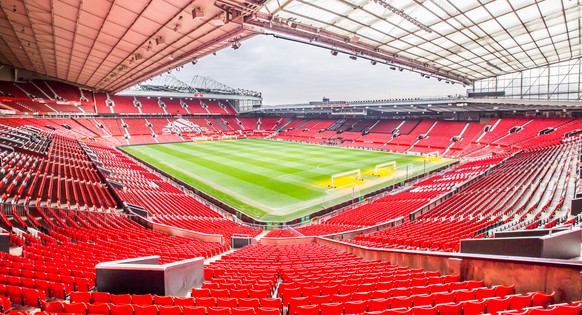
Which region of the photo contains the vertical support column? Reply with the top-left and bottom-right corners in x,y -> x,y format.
448,258 -> 463,279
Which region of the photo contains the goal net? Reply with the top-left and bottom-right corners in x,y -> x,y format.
191,136 -> 212,142
329,169 -> 362,188
373,161 -> 397,177
425,151 -> 440,161
220,135 -> 238,140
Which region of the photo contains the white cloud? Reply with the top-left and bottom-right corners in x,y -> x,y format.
172,35 -> 467,105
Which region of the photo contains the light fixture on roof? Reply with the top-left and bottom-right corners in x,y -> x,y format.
389,66 -> 396,70
399,68 -> 403,71
173,24 -> 181,32
210,14 -> 226,26
155,36 -> 164,45
168,54 -> 174,61
231,41 -> 241,50
330,50 -> 338,56
191,60 -> 198,65
373,1 -> 432,33
192,7 -> 205,19
370,60 -> 377,65
349,55 -> 357,60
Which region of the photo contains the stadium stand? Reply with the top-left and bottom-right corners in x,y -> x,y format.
349,142 -> 576,251
2,0 -> 582,312
0,81 -> 579,315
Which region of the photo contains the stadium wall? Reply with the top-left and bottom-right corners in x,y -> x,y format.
130,211 -> 224,243
316,238 -> 582,303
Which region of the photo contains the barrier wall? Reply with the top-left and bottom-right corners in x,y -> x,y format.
323,217 -> 405,241
315,238 -> 582,303
131,212 -> 224,243
461,228 -> 581,259
96,256 -> 204,296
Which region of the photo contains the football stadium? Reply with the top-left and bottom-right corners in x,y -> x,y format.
0,0 -> 581,315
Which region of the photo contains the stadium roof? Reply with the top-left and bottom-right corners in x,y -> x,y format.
0,0 -> 258,92
0,0 -> 580,92
252,0 -> 581,85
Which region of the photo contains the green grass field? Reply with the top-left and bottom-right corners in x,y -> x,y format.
121,139 -> 456,221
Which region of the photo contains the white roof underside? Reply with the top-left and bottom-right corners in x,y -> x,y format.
0,0 -> 257,92
258,0 -> 582,83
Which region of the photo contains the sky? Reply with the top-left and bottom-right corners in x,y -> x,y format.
171,35 -> 467,105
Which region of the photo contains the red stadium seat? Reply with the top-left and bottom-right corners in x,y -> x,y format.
133,305 -> 158,315
239,298 -> 260,309
93,292 -> 113,303
196,297 -> 217,308
87,303 -> 111,315
207,307 -> 231,315
158,306 -> 181,315
461,300 -> 486,314
133,294 -> 153,306
216,297 -> 238,308
181,306 -> 207,315
174,297 -> 196,306
367,298 -> 390,312
230,289 -> 250,299
411,306 -> 438,315
153,296 -> 175,306
486,297 -> 511,315
344,300 -> 367,314
319,302 -> 343,315
295,304 -> 319,315
70,291 -> 92,303
110,304 -> 135,315
494,285 -> 516,298
256,307 -> 281,315
532,292 -> 555,308
510,294 -> 534,311
436,302 -> 463,315
231,307 -> 256,315
43,301 -> 65,313
192,288 -> 211,298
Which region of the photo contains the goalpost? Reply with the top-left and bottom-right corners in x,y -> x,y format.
191,136 -> 212,142
373,161 -> 397,177
425,151 -> 440,161
329,169 -> 362,188
220,135 -> 238,140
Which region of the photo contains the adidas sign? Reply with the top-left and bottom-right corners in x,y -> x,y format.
162,118 -> 207,133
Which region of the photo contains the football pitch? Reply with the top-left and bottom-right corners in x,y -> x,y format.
121,139 -> 456,221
